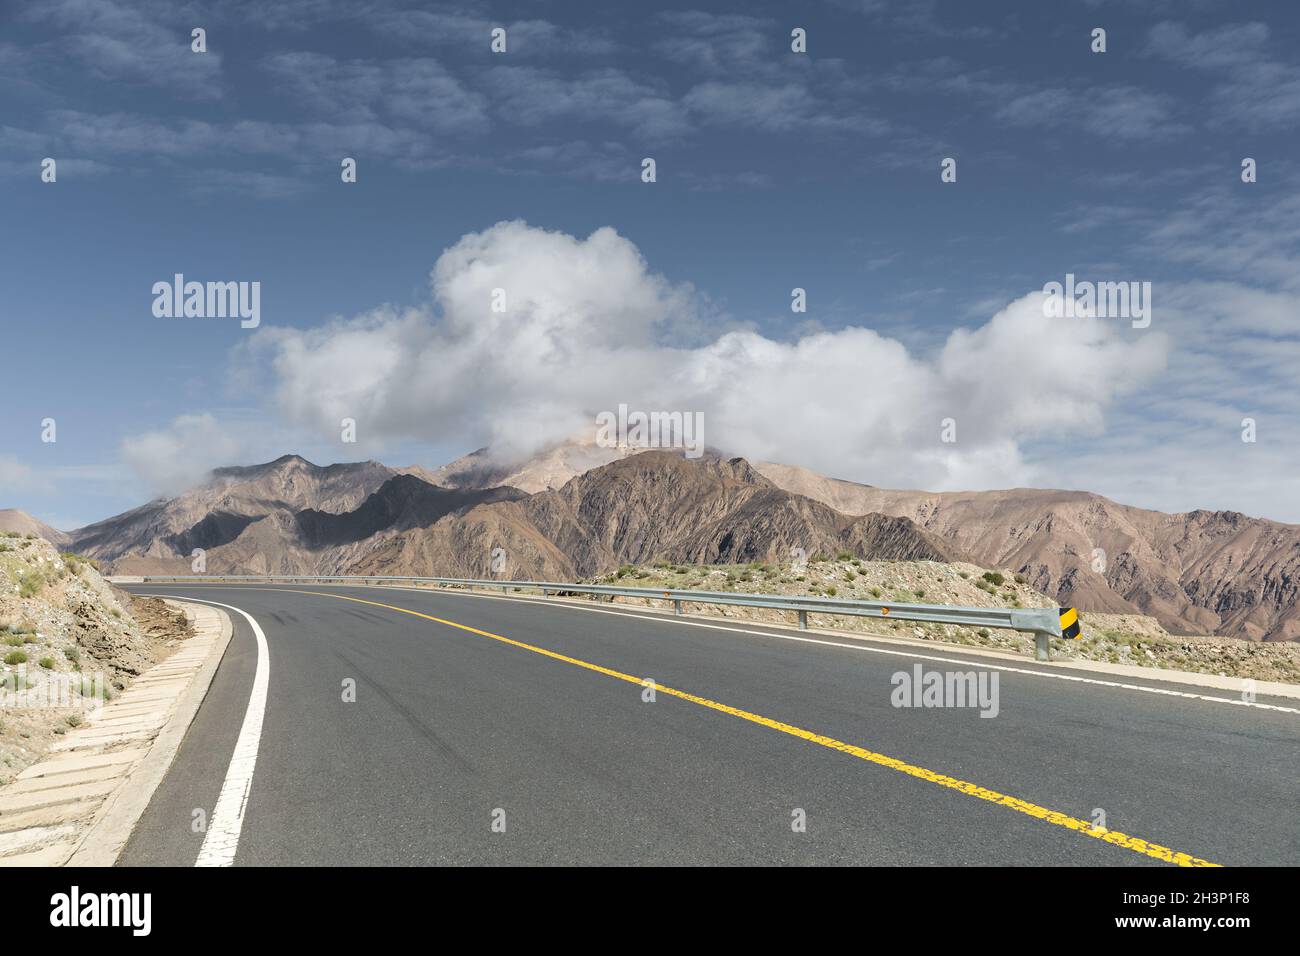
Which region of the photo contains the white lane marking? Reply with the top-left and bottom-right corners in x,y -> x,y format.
383,586 -> 1300,716
145,595 -> 270,867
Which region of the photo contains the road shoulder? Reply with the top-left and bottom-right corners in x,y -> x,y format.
0,601 -> 231,866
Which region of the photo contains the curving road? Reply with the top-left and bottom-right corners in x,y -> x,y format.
116,583 -> 1300,867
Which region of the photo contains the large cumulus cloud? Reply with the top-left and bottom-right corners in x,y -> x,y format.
241,220 -> 1168,490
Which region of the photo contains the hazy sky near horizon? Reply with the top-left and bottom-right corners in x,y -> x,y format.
2,0 -> 1298,528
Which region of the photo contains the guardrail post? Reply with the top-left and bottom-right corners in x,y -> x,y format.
1034,631 -> 1051,662
542,588 -> 548,598
673,599 -> 681,616
798,610 -> 808,630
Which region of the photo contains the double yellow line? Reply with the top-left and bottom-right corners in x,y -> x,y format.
204,584 -> 1222,867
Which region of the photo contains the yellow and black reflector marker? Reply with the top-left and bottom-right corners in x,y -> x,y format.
1060,606 -> 1081,640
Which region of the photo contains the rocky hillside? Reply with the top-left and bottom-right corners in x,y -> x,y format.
0,510 -> 69,547
0,533 -> 191,784
69,454 -> 404,561
64,450 -> 953,582
293,475 -> 526,549
67,455 -> 522,576
19,439 -> 1299,642
574,558 -> 1300,684
752,463 -> 1300,643
353,453 -> 958,579
416,438 -> 1300,641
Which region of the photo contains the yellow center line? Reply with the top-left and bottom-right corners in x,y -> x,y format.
169,584 -> 1221,867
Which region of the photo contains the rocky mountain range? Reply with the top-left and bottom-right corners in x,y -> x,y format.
398,441 -> 1300,642
751,467 -> 1300,644
354,453 -> 959,580
5,440 -> 1297,641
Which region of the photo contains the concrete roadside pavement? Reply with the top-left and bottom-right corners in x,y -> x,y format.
0,601 -> 231,866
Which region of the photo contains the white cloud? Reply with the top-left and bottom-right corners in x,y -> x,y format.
0,457 -> 53,497
244,220 -> 1167,492
23,0 -> 223,100
483,67 -> 689,139
120,414 -> 243,497
262,53 -> 490,137
995,86 -> 1187,141
1148,21 -> 1300,128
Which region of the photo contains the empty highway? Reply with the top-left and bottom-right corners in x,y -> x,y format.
117,583 -> 1300,867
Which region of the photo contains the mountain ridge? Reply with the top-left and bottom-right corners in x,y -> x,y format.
0,509 -> 71,546
7,442 -> 1297,641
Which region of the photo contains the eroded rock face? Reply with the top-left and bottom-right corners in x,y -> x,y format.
68,455 -> 405,560
58,444 -> 1300,641
0,535 -> 193,784
753,463 -> 1300,642
355,452 -> 960,581
0,536 -> 185,686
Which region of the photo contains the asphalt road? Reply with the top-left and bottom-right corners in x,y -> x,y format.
117,583 -> 1300,866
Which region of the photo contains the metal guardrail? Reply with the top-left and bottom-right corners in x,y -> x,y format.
120,573 -> 1072,660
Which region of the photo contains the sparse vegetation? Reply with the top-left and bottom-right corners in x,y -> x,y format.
60,552 -> 101,573
38,656 -> 56,670
17,569 -> 46,599
4,651 -> 28,665
563,558 -> 1300,683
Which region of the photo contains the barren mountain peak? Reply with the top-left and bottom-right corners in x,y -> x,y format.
0,509 -> 71,546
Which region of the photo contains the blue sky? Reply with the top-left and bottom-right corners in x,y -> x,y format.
1,0 -> 1298,528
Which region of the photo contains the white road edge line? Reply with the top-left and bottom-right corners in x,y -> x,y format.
143,594 -> 269,867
